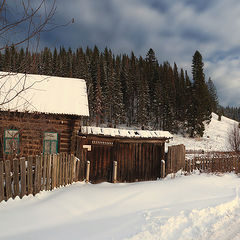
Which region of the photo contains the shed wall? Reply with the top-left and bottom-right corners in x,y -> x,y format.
76,136 -> 166,183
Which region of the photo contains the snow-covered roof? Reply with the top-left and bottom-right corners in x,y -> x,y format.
0,72 -> 89,116
81,126 -> 173,139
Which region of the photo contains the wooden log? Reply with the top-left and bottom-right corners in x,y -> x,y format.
13,159 -> 20,198
20,157 -> 26,198
0,161 -> 4,202
27,156 -> 33,195
112,161 -> 117,183
86,161 -> 90,183
161,160 -> 166,178
5,160 -> 12,200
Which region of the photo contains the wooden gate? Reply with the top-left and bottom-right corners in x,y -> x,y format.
166,144 -> 186,174
115,141 -> 164,182
75,136 -> 166,183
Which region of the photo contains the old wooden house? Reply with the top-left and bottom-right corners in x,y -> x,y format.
76,126 -> 172,183
0,72 -> 89,159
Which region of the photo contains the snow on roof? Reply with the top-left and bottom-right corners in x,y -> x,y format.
81,126 -> 173,139
0,72 -> 89,116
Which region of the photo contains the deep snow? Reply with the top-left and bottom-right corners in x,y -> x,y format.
1,113 -> 240,240
0,173 -> 240,240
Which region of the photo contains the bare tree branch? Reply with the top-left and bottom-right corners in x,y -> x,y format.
228,123 -> 240,153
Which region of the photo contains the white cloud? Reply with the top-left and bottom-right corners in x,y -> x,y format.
44,0 -> 240,106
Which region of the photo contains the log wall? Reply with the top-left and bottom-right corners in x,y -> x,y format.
0,111 -> 81,159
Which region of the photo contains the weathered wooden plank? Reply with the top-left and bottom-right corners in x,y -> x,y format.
75,159 -> 79,181
62,153 -> 66,185
46,155 -> 51,191
69,155 -> 73,184
13,159 -> 20,198
34,156 -> 41,195
51,154 -> 57,189
20,157 -> 26,198
152,144 -> 156,178
128,144 -> 133,182
73,155 -> 77,182
5,160 -> 12,200
127,143 -> 131,182
59,154 -> 63,186
65,154 -> 69,185
42,155 -> 47,190
55,154 -> 60,188
0,161 -> 4,202
40,155 -> 43,189
27,156 -> 33,195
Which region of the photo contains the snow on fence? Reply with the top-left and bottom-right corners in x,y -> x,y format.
0,153 -> 87,202
184,153 -> 240,174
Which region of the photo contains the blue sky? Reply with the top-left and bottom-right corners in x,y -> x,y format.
30,1 -> 240,106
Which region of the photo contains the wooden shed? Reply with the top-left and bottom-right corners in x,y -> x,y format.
75,126 -> 172,183
0,72 -> 89,160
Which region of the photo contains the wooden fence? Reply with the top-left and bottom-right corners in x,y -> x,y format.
166,144 -> 186,175
0,153 -> 87,202
184,153 -> 240,174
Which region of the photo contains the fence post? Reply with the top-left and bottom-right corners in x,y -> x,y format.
112,161 -> 117,183
20,157 -> 26,198
85,161 -> 90,183
161,160 -> 165,178
0,161 -> 4,202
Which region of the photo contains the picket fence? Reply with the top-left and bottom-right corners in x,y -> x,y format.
0,153 -> 86,202
184,153 -> 240,174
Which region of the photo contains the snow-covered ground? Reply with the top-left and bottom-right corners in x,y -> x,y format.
1,113 -> 239,240
0,173 -> 240,240
167,113 -> 238,152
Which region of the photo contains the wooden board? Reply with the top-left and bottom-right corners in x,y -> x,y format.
27,156 -> 33,195
0,161 -> 4,202
20,157 -> 26,198
5,160 -> 12,200
13,159 -> 20,198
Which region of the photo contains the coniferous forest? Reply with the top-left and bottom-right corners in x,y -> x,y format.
0,45 -> 219,137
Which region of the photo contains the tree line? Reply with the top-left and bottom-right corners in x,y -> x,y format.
221,106 -> 240,122
0,45 -> 218,137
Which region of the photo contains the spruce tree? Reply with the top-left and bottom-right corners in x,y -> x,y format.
207,77 -> 218,113
190,50 -> 211,137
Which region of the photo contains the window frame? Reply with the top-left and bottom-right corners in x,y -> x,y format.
4,129 -> 20,154
43,131 -> 58,154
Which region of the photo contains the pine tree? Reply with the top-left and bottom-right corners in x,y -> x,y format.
207,77 -> 218,113
94,64 -> 103,126
190,50 -> 211,137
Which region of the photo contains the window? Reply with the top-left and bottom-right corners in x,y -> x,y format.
43,132 -> 58,154
4,129 -> 20,154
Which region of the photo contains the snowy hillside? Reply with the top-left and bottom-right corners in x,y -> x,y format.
167,113 -> 238,152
